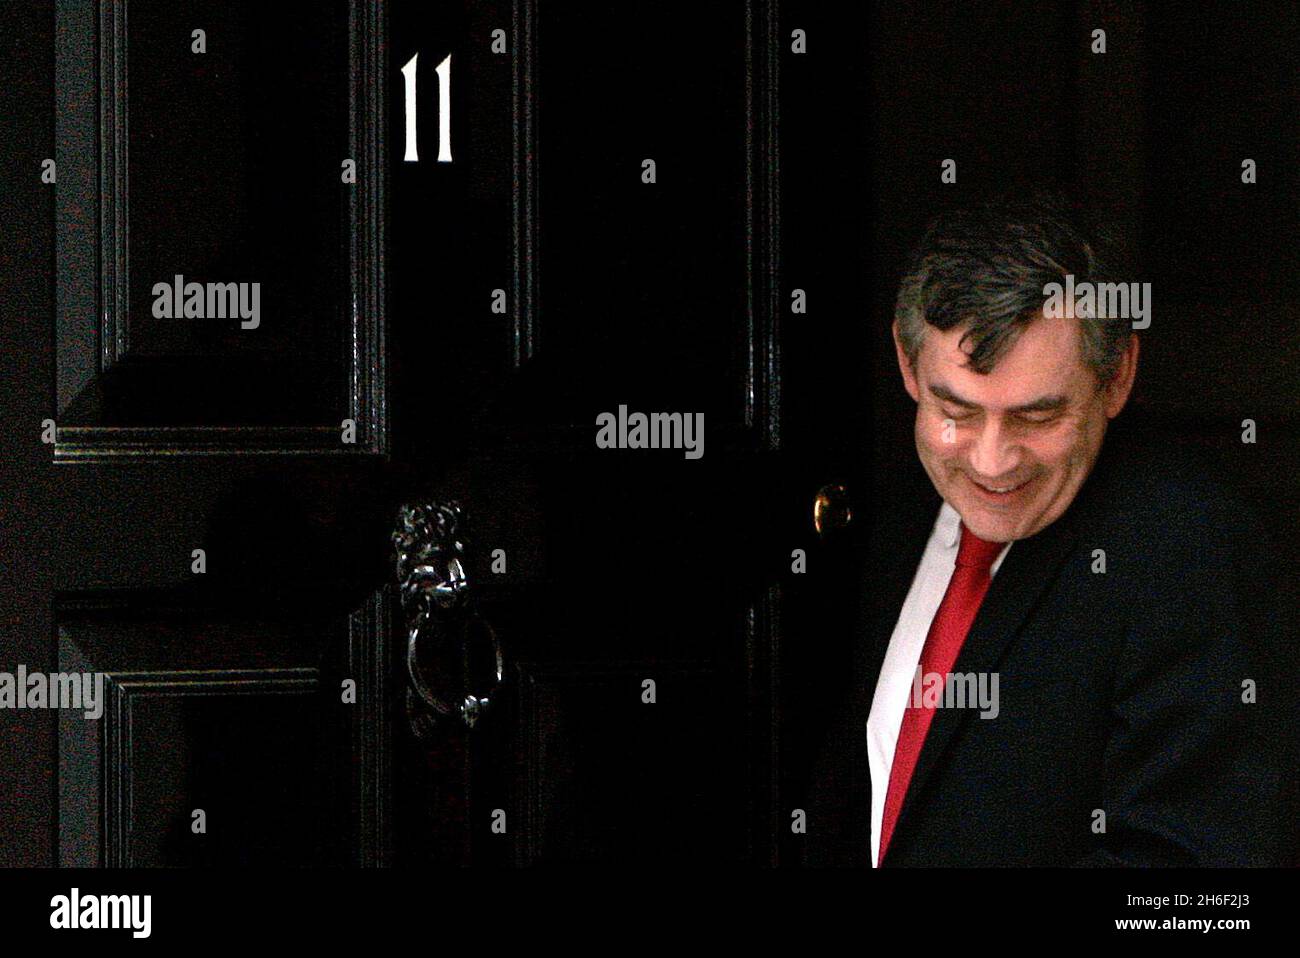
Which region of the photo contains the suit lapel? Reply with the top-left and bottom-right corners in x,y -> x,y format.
881,505 -> 1080,863
838,461 -> 940,866
864,461 -> 943,673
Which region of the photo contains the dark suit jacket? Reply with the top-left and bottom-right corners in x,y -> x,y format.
803,412 -> 1299,866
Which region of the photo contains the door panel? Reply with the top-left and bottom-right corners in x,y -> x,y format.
512,663 -> 747,864
54,0 -> 385,458
533,1 -> 750,426
56,590 -> 391,867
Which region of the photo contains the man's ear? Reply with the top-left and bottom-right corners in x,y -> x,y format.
893,321 -> 920,402
1103,333 -> 1139,418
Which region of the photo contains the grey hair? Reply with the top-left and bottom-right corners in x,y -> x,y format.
894,191 -> 1131,383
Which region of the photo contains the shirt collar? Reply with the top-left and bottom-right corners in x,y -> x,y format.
937,500 -> 963,549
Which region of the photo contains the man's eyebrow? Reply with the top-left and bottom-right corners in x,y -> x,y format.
929,383 -> 977,407
928,382 -> 1068,414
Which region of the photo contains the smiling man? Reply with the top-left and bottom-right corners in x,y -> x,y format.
899,306 -> 1133,545
804,193 -> 1297,867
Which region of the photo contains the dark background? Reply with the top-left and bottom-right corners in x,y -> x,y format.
2,0 -> 1296,865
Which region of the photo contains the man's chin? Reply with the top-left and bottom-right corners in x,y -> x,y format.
962,517 -> 1017,543
949,498 -> 1022,543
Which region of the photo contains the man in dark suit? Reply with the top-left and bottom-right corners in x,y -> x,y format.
803,194 -> 1298,867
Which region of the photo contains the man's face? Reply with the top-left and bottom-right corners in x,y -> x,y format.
894,312 -> 1137,543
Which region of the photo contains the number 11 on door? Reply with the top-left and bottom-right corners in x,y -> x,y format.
401,52 -> 452,163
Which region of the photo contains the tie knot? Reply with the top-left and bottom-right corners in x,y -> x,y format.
955,523 -> 1004,569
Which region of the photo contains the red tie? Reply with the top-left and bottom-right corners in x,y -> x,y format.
878,521 -> 1004,865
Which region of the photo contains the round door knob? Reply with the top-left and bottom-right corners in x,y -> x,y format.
813,483 -> 853,538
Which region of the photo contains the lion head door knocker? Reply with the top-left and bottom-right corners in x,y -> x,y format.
392,501 -> 503,737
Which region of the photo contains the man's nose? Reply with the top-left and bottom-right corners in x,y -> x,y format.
967,417 -> 1020,480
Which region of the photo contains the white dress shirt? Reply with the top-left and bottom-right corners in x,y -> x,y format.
866,500 -> 1012,867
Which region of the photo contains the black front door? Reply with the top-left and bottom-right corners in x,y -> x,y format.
4,0 -> 873,867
